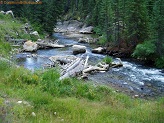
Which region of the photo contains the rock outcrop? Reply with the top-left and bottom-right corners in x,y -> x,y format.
92,47 -> 105,54
79,26 -> 93,34
72,45 -> 86,55
54,20 -> 83,33
23,40 -> 38,52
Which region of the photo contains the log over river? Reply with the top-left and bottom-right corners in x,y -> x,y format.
14,33 -> 164,98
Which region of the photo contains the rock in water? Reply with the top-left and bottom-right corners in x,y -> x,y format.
92,47 -> 105,54
72,45 -> 86,55
79,26 -> 93,34
23,40 -> 38,52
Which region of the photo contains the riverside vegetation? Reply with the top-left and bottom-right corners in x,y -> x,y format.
0,13 -> 164,123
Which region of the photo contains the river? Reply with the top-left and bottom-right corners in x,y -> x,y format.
15,33 -> 164,98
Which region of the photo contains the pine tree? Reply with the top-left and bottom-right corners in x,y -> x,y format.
153,0 -> 164,57
126,0 -> 150,47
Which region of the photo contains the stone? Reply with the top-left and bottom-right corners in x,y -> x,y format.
30,31 -> 39,37
5,10 -> 14,18
17,101 -> 23,104
72,45 -> 86,55
37,39 -> 42,42
92,47 -> 105,54
79,26 -> 93,34
23,40 -> 38,52
134,95 -> 139,98
31,112 -> 36,117
78,37 -> 89,43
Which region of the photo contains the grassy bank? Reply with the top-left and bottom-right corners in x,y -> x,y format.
0,13 -> 43,57
0,61 -> 164,123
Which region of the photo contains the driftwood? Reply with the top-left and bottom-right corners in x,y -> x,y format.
60,60 -> 84,80
36,42 -> 65,48
49,55 -> 123,80
49,55 -> 77,64
111,58 -> 123,68
83,62 -> 109,73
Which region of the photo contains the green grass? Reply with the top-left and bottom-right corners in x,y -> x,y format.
0,61 -> 164,123
0,13 -> 45,58
102,56 -> 113,64
0,13 -> 43,49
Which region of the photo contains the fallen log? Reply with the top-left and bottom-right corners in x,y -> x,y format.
84,56 -> 89,69
60,59 -> 84,80
49,55 -> 77,65
111,58 -> 123,68
83,66 -> 108,73
111,64 -> 123,68
50,55 -> 123,80
36,42 -> 65,48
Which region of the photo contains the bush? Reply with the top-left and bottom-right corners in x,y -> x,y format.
132,40 -> 156,60
102,56 -> 113,64
93,26 -> 103,36
155,57 -> 164,68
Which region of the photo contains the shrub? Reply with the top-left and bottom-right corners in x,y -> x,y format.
97,35 -> 108,45
132,40 -> 156,60
102,56 -> 113,64
93,26 -> 103,36
155,57 -> 164,68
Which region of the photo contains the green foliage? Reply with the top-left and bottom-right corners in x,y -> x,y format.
155,57 -> 164,68
132,40 -> 156,60
0,61 -> 10,71
102,56 -> 113,64
93,26 -> 103,36
41,70 -> 111,100
0,41 -> 11,57
0,0 -> 63,35
97,35 -> 107,45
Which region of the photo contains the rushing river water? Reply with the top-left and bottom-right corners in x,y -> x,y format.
15,33 -> 164,97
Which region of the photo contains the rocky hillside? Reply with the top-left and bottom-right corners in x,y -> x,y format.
0,12 -> 44,57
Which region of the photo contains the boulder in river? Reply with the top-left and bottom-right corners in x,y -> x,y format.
36,42 -> 65,49
72,45 -> 86,55
78,37 -> 89,43
79,26 -> 93,34
23,40 -> 38,52
92,47 -> 105,54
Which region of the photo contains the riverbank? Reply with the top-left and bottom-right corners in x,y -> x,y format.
15,32 -> 164,99
1,61 -> 164,122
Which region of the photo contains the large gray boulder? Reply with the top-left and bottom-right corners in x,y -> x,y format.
72,45 -> 86,55
78,37 -> 89,43
79,26 -> 93,34
23,40 -> 38,52
92,47 -> 105,54
54,20 -> 83,33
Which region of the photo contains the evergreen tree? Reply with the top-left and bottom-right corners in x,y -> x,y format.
126,0 -> 150,47
153,0 -> 164,57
